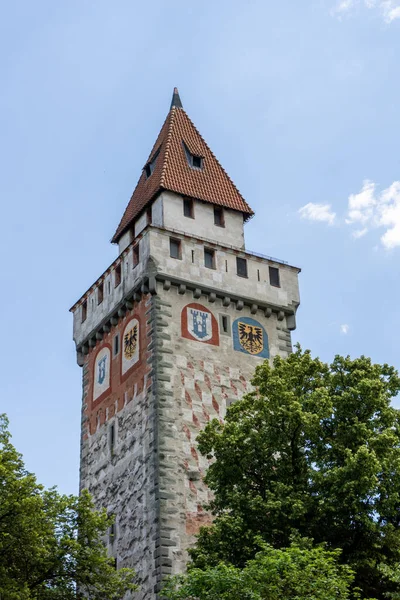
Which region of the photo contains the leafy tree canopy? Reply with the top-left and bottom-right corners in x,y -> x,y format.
0,414 -> 137,600
164,540 -> 358,600
189,347 -> 400,599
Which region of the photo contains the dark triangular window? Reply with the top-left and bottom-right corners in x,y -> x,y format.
144,147 -> 160,179
182,142 -> 203,171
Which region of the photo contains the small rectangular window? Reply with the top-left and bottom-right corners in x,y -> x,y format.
225,260 -> 228,272
219,314 -> 231,335
204,247 -> 215,269
192,155 -> 202,169
236,257 -> 248,278
113,334 -> 120,357
191,250 -> 195,263
257,269 -> 260,282
214,206 -> 225,227
115,264 -> 121,287
183,198 -> 194,218
81,300 -> 87,323
147,206 -> 152,224
269,266 -> 280,287
170,238 -> 181,259
97,283 -> 104,305
108,280 -> 111,294
133,244 -> 139,268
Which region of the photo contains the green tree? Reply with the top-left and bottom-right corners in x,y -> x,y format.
189,347 -> 400,599
0,414 -> 137,599
163,541 -> 357,600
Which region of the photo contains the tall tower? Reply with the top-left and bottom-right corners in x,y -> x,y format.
71,89 -> 300,599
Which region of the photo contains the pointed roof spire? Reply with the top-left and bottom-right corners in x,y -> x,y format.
111,91 -> 253,243
170,87 -> 183,109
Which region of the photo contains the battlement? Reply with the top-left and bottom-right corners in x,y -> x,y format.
71,224 -> 300,349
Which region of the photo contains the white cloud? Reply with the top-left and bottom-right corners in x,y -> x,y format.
352,227 -> 368,238
340,324 -> 350,334
298,179 -> 400,250
331,0 -> 400,21
298,202 -> 336,225
345,179 -> 400,249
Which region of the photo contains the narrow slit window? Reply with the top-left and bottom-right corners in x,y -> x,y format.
170,238 -> 181,259
269,266 -> 280,287
147,206 -> 152,224
81,300 -> 87,323
115,264 -> 121,287
191,250 -> 195,263
214,206 -> 225,227
109,423 -> 115,456
236,257 -> 248,278
108,280 -> 111,295
204,247 -> 215,269
113,334 -> 120,357
219,314 -> 231,335
98,283 -> 104,305
133,244 -> 139,268
257,269 -> 260,282
225,260 -> 228,272
183,198 -> 194,218
109,520 -> 116,545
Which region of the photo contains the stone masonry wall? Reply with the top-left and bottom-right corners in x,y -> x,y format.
153,282 -> 293,580
79,293 -> 159,600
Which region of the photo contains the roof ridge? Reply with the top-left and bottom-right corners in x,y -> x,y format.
160,107 -> 176,189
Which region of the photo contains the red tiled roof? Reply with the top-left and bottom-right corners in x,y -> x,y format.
111,90 -> 254,243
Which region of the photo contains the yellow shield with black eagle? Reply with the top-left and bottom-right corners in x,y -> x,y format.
233,317 -> 269,358
124,324 -> 138,359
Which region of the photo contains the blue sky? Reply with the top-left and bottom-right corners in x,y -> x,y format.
1,0 -> 399,494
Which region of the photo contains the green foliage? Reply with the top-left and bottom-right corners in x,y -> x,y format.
0,414 -> 137,599
189,347 -> 400,599
163,540 -> 358,600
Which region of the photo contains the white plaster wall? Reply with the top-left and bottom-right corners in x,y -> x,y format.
135,212 -> 148,237
152,196 -> 163,226
73,233 -> 151,346
161,191 -> 245,248
118,229 -> 134,254
149,229 -> 300,310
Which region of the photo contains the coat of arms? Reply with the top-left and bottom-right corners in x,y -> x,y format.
124,324 -> 138,360
232,317 -> 269,358
238,322 -> 263,355
97,356 -> 107,384
188,308 -> 212,342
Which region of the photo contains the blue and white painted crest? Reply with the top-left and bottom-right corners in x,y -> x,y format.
187,308 -> 212,342
93,346 -> 111,402
97,356 -> 107,385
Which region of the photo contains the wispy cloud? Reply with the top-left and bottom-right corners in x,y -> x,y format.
298,202 -> 336,225
340,324 -> 350,334
331,0 -> 400,22
345,180 -> 400,249
298,179 -> 400,249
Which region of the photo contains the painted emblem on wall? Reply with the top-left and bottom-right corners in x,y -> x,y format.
232,317 -> 269,358
93,346 -> 111,402
122,318 -> 140,374
181,303 -> 219,346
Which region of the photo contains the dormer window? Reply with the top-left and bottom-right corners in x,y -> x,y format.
183,142 -> 203,170
144,147 -> 160,179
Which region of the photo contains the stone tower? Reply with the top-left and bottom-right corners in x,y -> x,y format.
70,89 -> 300,599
